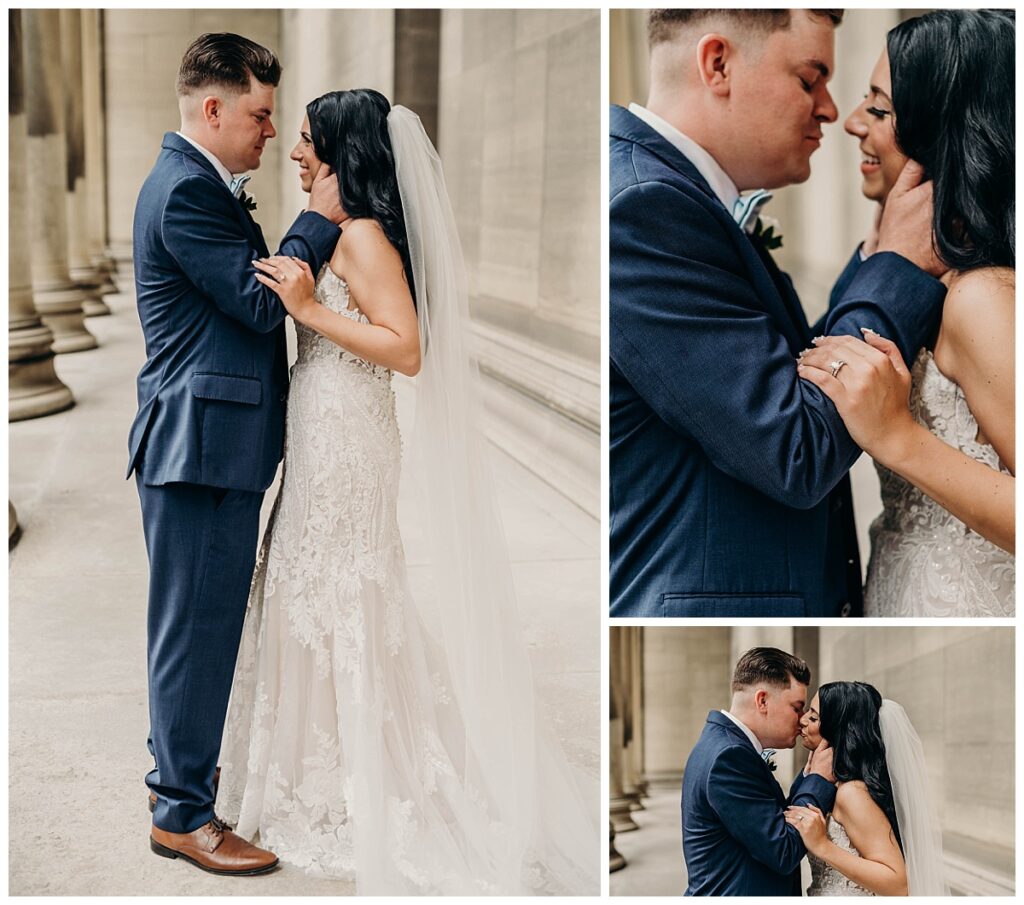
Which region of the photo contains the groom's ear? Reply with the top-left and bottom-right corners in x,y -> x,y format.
201,95 -> 223,128
753,688 -> 769,712
695,34 -> 732,97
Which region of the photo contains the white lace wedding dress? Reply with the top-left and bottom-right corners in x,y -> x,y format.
806,817 -> 875,897
864,349 -> 1014,616
218,266 -> 593,894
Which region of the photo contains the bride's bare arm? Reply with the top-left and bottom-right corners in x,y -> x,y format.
254,218 -> 421,377
787,782 -> 908,895
797,269 -> 1014,553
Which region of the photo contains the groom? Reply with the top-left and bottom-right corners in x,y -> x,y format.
682,647 -> 835,896
127,33 -> 343,873
610,10 -> 947,616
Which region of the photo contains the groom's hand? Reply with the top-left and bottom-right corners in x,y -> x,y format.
809,739 -> 835,784
307,165 -> 346,225
876,160 -> 946,278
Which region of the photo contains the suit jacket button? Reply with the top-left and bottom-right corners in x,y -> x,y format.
840,602 -> 852,617
279,392 -> 287,402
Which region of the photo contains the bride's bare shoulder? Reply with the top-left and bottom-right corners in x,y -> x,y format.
942,266 -> 1015,339
935,266 -> 1014,381
833,780 -> 871,820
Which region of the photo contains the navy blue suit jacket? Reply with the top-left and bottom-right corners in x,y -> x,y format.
610,106 -> 946,616
128,133 -> 339,491
682,711 -> 837,896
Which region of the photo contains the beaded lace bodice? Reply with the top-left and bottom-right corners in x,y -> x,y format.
864,348 -> 1014,616
807,817 -> 875,897
218,265 -> 572,892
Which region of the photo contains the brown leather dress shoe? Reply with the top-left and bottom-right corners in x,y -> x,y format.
150,816 -> 278,876
149,767 -> 221,815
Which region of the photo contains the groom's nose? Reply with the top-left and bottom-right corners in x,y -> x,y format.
814,86 -> 839,124
263,117 -> 277,139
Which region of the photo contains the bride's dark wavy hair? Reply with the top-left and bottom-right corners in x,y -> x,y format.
887,9 -> 1015,270
818,682 -> 903,854
306,88 -> 415,305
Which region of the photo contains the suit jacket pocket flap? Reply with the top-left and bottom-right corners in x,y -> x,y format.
191,373 -> 262,405
662,593 -> 805,618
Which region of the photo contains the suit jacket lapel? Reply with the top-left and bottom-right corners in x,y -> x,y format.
612,107 -> 811,353
707,712 -> 786,800
161,132 -> 267,256
747,237 -> 812,348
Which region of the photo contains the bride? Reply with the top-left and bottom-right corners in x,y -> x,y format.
785,682 -> 946,896
797,10 -> 1014,615
216,89 -> 597,894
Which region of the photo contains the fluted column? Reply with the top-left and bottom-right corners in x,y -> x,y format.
610,628 -> 640,833
618,626 -> 644,812
61,9 -> 108,317
81,9 -> 118,297
23,9 -> 97,353
9,10 -> 75,420
627,628 -> 648,805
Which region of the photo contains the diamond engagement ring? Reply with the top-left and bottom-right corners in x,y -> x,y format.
829,359 -> 846,378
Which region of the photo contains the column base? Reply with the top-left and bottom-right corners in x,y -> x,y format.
9,501 -> 21,549
83,297 -> 112,316
610,798 -> 640,833
9,352 -> 75,421
33,282 -> 98,352
610,822 -> 627,872
39,313 -> 98,353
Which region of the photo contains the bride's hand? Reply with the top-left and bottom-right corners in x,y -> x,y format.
785,804 -> 828,854
797,330 -> 919,467
254,256 -> 318,324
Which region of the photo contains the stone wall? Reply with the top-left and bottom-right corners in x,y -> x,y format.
439,10 -> 601,512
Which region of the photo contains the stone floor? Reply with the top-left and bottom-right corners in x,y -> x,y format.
8,286 -> 600,895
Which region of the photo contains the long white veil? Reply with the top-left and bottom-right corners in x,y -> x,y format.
385,105 -> 598,893
879,700 -> 948,895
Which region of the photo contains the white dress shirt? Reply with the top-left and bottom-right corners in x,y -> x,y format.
628,103 -> 739,213
176,131 -> 235,187
720,709 -> 764,755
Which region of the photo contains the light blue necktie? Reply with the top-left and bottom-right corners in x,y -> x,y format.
732,189 -> 772,234
229,174 -> 251,198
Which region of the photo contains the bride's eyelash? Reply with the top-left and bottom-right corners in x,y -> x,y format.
866,106 -> 892,119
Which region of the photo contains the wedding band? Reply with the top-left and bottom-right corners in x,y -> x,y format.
829,359 -> 846,378
798,816 -> 805,821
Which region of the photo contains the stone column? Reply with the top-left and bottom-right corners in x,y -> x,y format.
23,10 -> 96,353
61,9 -> 109,317
9,10 -> 75,420
610,628 -> 640,833
628,628 -> 648,801
620,628 -> 644,812
81,9 -> 117,296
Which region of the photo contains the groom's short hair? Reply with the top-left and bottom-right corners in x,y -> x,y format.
648,10 -> 844,48
731,647 -> 810,692
176,33 -> 281,97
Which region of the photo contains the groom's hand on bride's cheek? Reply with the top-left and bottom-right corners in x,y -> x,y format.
308,166 -> 346,225
876,160 -> 947,278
